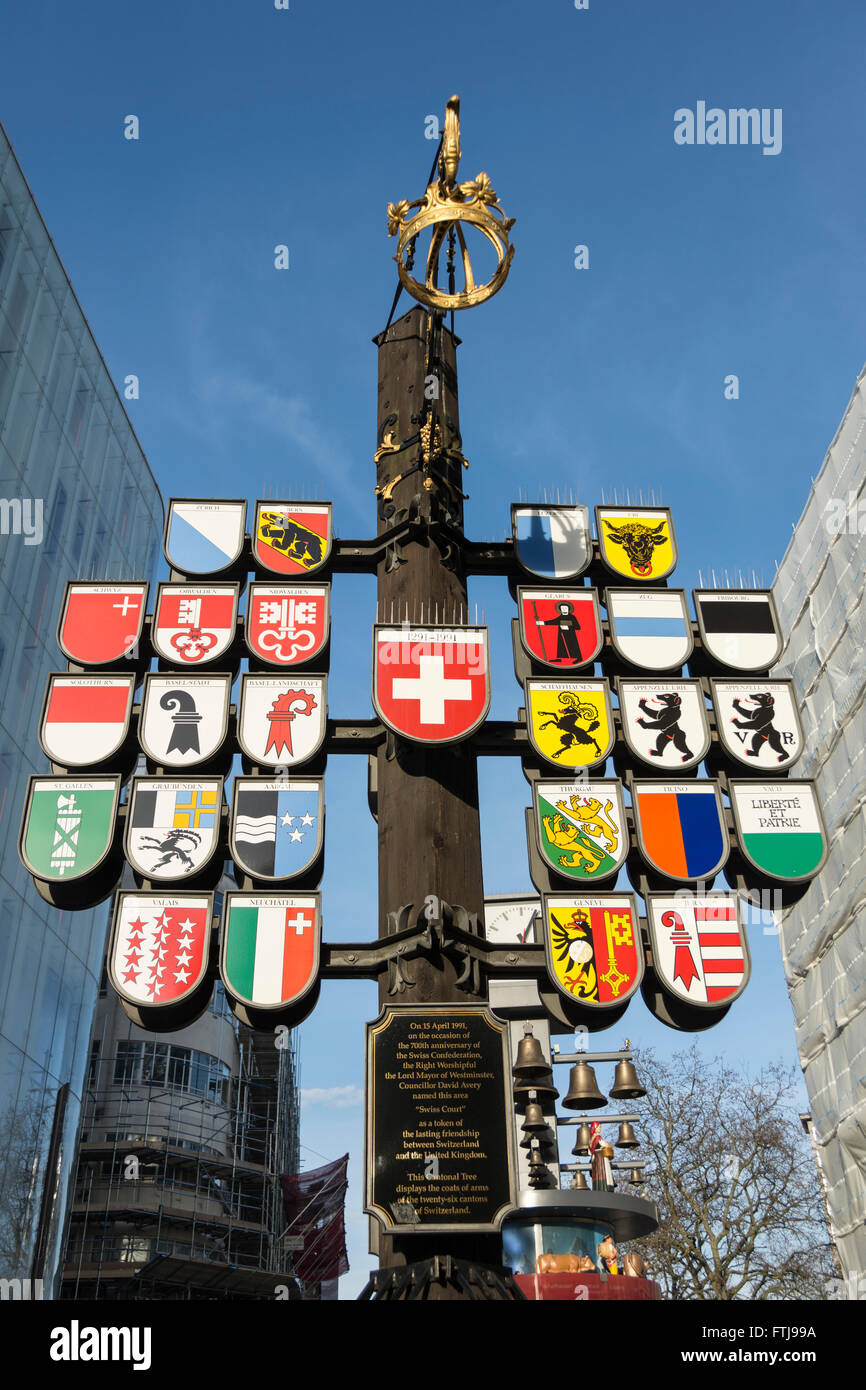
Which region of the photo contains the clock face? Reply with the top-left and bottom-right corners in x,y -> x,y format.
483,897 -> 540,944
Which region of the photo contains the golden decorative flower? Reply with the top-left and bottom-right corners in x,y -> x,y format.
386,200 -> 410,236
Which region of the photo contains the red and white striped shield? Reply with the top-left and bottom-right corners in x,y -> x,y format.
40,674 -> 135,766
646,894 -> 749,1007
372,625 -> 490,744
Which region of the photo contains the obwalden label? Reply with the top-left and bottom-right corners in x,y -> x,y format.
365,1006 -> 516,1233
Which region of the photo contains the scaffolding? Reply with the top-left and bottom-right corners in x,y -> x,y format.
61,1003 -> 303,1301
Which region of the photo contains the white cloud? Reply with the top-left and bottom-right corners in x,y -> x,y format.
301,1085 -> 363,1109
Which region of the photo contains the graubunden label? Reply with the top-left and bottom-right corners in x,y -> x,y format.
365,1006 -> 515,1233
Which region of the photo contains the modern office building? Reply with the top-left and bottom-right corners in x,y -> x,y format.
772,363 -> 866,1283
0,118 -> 163,1292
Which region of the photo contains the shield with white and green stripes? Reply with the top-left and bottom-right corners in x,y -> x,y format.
220,894 -> 321,1012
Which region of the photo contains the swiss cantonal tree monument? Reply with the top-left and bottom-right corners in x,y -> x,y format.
19,97 -> 828,1301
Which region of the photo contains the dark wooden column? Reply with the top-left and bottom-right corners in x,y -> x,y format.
374,306 -> 486,999
373,307 -> 500,1276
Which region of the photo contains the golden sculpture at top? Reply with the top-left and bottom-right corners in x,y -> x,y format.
387,95 -> 515,312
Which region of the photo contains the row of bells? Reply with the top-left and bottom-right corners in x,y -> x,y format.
521,1104 -> 639,1152
513,1033 -> 646,1111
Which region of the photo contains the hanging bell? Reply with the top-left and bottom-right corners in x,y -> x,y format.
521,1102 -> 548,1132
527,1147 -> 547,1171
609,1057 -> 646,1100
512,1029 -> 550,1078
520,1125 -> 555,1150
513,1076 -> 559,1103
615,1122 -> 639,1149
571,1122 -> 593,1156
630,1167 -> 645,1186
561,1060 -> 607,1110
571,1170 -> 589,1191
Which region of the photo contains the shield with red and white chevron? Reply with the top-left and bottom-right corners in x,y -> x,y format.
372,625 -> 490,744
646,894 -> 749,1006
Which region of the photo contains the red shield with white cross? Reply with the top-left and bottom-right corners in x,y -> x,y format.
58,583 -> 148,665
245,583 -> 330,666
372,626 -> 490,744
152,584 -> 239,665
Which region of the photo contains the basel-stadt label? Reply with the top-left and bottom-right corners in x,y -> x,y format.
646,893 -> 749,1006
511,504 -> 591,580
517,587 -> 602,669
542,893 -> 644,1006
532,780 -> 627,881
373,626 -> 490,744
139,674 -> 232,766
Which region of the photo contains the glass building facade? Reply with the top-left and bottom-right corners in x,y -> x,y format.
0,119 -> 162,1292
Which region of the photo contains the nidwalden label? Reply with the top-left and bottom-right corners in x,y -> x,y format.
365,1006 -> 515,1233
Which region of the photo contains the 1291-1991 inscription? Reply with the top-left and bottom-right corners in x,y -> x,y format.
365,1005 -> 516,1233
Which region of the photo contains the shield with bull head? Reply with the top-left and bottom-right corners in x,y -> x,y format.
595,506 -> 677,582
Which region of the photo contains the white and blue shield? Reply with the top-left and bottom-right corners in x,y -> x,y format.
511,505 -> 591,581
230,778 -> 324,882
164,499 -> 247,575
605,588 -> 693,670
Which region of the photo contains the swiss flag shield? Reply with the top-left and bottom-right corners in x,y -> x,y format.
373,626 -> 490,744
58,584 -> 148,665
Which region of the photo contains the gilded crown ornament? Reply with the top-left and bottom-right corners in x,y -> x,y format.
387,95 -> 515,312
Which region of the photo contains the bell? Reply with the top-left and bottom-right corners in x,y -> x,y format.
561,1060 -> 607,1110
527,1147 -> 547,1171
512,1029 -> 550,1078
520,1103 -> 548,1132
571,1122 -> 592,1156
609,1058 -> 646,1100
630,1167 -> 645,1186
615,1122 -> 639,1149
513,1076 -> 559,1103
571,1170 -> 589,1191
520,1125 -> 555,1150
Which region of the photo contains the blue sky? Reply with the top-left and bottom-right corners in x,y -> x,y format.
3,0 -> 864,1296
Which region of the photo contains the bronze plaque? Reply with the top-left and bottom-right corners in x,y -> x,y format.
365,1005 -> 516,1233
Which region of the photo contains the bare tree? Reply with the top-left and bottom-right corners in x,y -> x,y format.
633,1046 -> 834,1300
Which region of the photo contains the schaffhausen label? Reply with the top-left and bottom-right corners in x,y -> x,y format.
365,1006 -> 515,1233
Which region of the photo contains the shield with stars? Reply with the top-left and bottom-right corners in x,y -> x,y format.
230,778 -> 324,882
125,778 -> 222,881
541,893 -> 644,1008
517,588 -> 603,669
253,502 -> 332,577
646,893 -> 750,1007
245,583 -> 330,667
373,626 -> 490,744
152,584 -> 239,666
58,583 -> 148,666
525,679 -> 614,770
108,893 -> 213,1025
617,679 -> 710,770
238,674 -> 328,767
164,499 -> 247,575
220,893 -> 321,1023
595,506 -> 677,582
139,673 -> 232,767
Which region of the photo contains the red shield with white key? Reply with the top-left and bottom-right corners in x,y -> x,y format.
372,626 -> 490,744
245,583 -> 329,667
152,584 -> 239,666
